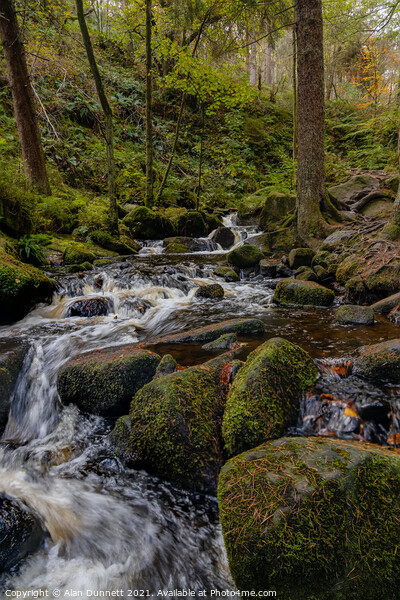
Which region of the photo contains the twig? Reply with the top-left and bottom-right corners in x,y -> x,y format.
31,84 -> 59,139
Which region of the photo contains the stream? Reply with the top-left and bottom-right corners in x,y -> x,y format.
1,214 -> 400,597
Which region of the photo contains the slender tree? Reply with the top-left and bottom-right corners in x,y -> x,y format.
0,0 -> 51,195
76,0 -> 118,235
295,0 -> 328,242
145,0 -> 154,207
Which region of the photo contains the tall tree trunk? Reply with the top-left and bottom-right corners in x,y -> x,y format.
145,0 -> 154,207
292,23 -> 298,189
0,0 -> 51,195
76,0 -> 118,235
250,41 -> 257,87
265,41 -> 272,86
295,0 -> 328,242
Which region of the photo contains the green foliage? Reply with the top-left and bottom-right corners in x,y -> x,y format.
17,234 -> 52,266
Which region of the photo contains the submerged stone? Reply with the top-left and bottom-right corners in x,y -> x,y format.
152,318 -> 265,345
57,347 -> 161,417
195,283 -> 224,300
66,297 -> 114,317
0,496 -> 43,572
218,436 -> 400,600
335,305 -> 375,325
222,338 -> 318,457
202,333 -> 237,350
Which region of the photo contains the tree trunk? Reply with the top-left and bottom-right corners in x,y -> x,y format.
250,41 -> 257,87
295,0 -> 328,242
145,0 -> 154,207
0,0 -> 51,195
76,0 -> 118,235
265,41 -> 272,86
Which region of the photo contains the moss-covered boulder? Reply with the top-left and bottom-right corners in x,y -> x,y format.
329,173 -> 379,204
311,250 -> 332,269
0,496 -> 44,572
259,259 -> 279,278
218,436 -> 400,600
237,195 -> 265,223
215,266 -> 239,282
164,241 -> 191,254
0,195 -> 32,238
222,338 -> 318,457
205,212 -> 223,232
227,244 -> 264,269
152,318 -> 265,345
195,283 -> 224,300
57,347 -> 161,417
259,192 -> 296,232
112,357 -> 229,492
153,354 -> 177,379
336,255 -> 359,285
0,341 -> 29,426
63,243 -> 96,265
0,248 -> 55,322
89,230 -> 138,254
364,263 -> 400,300
179,210 -> 208,237
356,339 -> 400,383
335,305 -> 374,325
202,333 -> 237,351
288,248 -> 315,269
123,206 -> 174,240
370,292 -> 400,315
273,278 -> 335,307
295,267 -> 318,282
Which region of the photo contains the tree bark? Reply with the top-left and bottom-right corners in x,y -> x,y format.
0,0 -> 51,195
76,0 -> 118,235
145,0 -> 154,207
295,0 -> 328,242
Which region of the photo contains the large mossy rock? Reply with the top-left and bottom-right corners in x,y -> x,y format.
0,248 -> 55,322
215,266 -> 239,282
195,283 -> 224,300
273,278 -> 335,307
356,339 -> 400,383
0,341 -> 29,427
57,347 -> 161,417
259,191 -> 296,231
335,305 -> 374,325
227,244 -> 264,269
288,248 -> 315,269
63,243 -> 96,265
218,437 -> 400,600
152,318 -> 265,345
328,174 -> 379,204
179,211 -> 208,237
0,496 -> 43,572
123,206 -> 174,240
89,230 -> 138,254
0,195 -> 32,237
112,357 -> 229,493
222,338 -> 318,457
237,195 -> 265,223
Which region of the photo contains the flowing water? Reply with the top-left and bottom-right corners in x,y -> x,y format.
1,214 -> 400,597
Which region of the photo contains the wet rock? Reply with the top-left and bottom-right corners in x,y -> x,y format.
259,259 -> 279,278
335,305 -> 374,325
202,333 -> 238,350
89,230 -> 138,254
0,341 -> 29,427
364,263 -> 400,301
205,213 -> 223,232
119,296 -> 152,315
288,247 -> 315,269
65,262 -> 93,274
63,243 -> 96,265
273,278 -> 335,307
222,338 -> 318,457
211,226 -> 235,249
180,211 -> 209,238
311,250 -> 332,269
313,265 -> 329,282
276,264 -> 292,278
258,192 -> 296,232
164,241 -> 191,254
329,174 -> 379,204
57,347 -> 161,417
227,244 -> 264,269
152,318 -> 264,345
295,266 -> 318,282
245,232 -> 271,253
344,276 -> 367,304
237,195 -> 265,223
66,297 -> 113,317
163,236 -> 217,253
370,292 -> 400,315
0,496 -> 44,572
123,206 -> 174,240
153,354 -> 177,379
321,229 -> 354,250
112,356 -> 228,493
195,283 -> 224,300
0,248 -> 55,323
218,436 -> 400,600
356,339 -> 400,383
215,266 -> 239,282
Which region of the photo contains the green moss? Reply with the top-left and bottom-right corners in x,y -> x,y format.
195,283 -> 224,300
335,255 -> 359,285
63,243 -> 96,265
311,250 -> 332,269
215,266 -> 239,282
112,358 -> 227,492
164,242 -> 190,254
180,211 -> 208,237
356,339 -> 400,382
381,222 -> 400,241
123,206 -> 174,240
89,230 -> 137,255
57,347 -> 161,417
259,192 -> 296,232
273,278 -> 335,307
0,248 -> 55,320
205,212 -> 223,231
222,338 -> 318,457
227,245 -> 264,269
218,437 -> 400,600
288,248 -> 315,269
335,305 -> 374,325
